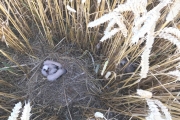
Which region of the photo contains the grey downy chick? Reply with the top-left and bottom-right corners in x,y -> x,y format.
41,60 -> 67,81
41,64 -> 58,76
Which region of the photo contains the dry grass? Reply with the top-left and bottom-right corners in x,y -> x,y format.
0,0 -> 180,119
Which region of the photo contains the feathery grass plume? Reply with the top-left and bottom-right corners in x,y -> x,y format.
100,28 -> 121,42
132,0 -> 171,44
158,32 -> 180,50
131,0 -> 168,44
113,13 -> 127,37
21,101 -> 31,120
87,12 -> 115,28
88,11 -> 127,41
137,89 -> 152,99
66,5 -> 76,13
137,89 -> 172,120
160,27 -> 180,39
166,0 -> 180,22
146,99 -> 165,120
132,13 -> 146,28
168,70 -> 180,80
8,102 -> 22,120
104,19 -> 116,35
154,100 -> 172,120
139,36 -> 153,78
100,12 -> 127,41
146,99 -> 172,120
88,0 -> 147,42
139,25 -> 155,78
114,0 -> 147,17
133,0 -> 171,78
136,89 -> 158,120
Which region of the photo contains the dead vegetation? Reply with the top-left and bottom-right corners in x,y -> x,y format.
0,0 -> 180,120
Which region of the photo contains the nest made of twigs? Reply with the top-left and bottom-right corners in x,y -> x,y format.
26,55 -> 97,108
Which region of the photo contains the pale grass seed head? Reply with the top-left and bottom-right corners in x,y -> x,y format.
21,101 -> 31,120
132,15 -> 148,44
113,13 -> 127,37
139,26 -> 155,78
8,101 -> 32,120
158,32 -> 180,50
133,0 -> 170,78
88,0 -> 148,42
146,99 -> 172,120
168,70 -> 180,80
137,89 -> 152,99
155,0 -> 172,12
127,0 -> 147,16
87,12 -> 114,28
146,99 -> 165,120
154,100 -> 172,120
66,5 -> 76,13
104,19 -> 116,35
140,49 -> 150,78
160,27 -> 180,39
137,89 -> 171,120
100,28 -> 121,42
8,102 -> 22,120
88,11 -> 127,42
166,0 -> 180,22
114,0 -> 147,16
131,5 -> 161,44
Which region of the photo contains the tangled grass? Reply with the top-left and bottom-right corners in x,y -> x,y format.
0,0 -> 180,119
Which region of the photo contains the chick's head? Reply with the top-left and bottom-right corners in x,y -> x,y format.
43,65 -> 49,72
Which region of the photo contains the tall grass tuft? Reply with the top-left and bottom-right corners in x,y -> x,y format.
1,0 -> 180,119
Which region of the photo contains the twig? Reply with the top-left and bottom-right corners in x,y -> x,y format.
63,80 -> 72,120
151,72 -> 180,103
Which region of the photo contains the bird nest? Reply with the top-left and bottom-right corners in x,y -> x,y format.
27,55 -> 96,107
14,38 -> 100,119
